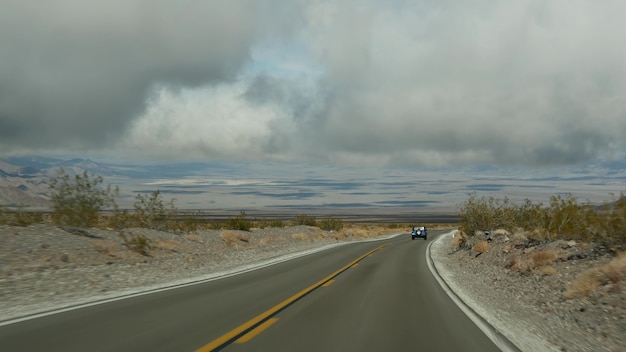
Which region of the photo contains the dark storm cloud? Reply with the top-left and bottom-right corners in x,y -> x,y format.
0,0 -> 294,153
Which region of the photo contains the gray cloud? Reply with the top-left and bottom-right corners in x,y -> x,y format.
2,0 -> 625,168
297,0 -> 626,166
0,0 -> 294,152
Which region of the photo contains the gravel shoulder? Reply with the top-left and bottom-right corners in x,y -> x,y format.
431,231 -> 625,352
1,225 -> 624,352
0,224 -> 396,322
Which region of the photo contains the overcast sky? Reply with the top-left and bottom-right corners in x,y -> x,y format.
2,0 -> 625,168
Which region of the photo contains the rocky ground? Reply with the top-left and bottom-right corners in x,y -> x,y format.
1,224 -> 624,351
432,230 -> 625,352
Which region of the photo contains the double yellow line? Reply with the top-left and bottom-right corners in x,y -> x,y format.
196,244 -> 388,352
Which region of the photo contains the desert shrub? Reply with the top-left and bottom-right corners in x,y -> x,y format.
49,169 -> 118,228
133,190 -> 177,230
168,211 -> 205,232
506,255 -> 533,273
458,193 -> 516,236
209,221 -> 225,230
319,218 -> 343,231
451,231 -> 469,249
539,195 -> 593,241
0,206 -> 44,226
220,230 -> 250,245
542,266 -> 557,276
458,192 -> 626,245
292,233 -> 310,240
118,232 -> 152,256
227,211 -> 252,231
107,209 -> 136,229
293,214 -> 317,227
532,249 -> 558,268
564,251 -> 626,298
599,192 -> 626,245
256,218 -> 285,229
473,240 -> 490,255
268,219 -> 285,228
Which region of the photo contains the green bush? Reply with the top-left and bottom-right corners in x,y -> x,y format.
293,214 -> 317,227
257,218 -> 285,229
49,169 -> 118,228
458,193 -> 516,235
227,211 -> 252,231
458,192 -> 626,245
319,218 -> 343,231
133,190 -> 177,230
118,232 -> 152,256
0,206 -> 43,226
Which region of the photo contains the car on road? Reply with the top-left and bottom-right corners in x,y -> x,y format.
411,226 -> 427,240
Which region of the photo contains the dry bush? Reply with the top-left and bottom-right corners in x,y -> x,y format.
493,228 -> 511,236
258,236 -> 275,246
184,233 -> 204,244
602,252 -> 626,284
473,241 -> 491,254
451,231 -> 468,248
542,266 -> 557,276
506,255 -> 533,273
512,232 -> 529,241
332,231 -> 349,240
532,250 -> 558,268
152,240 -> 180,252
310,232 -> 327,240
292,233 -> 310,241
564,269 -> 604,298
92,240 -> 119,256
565,252 -> 626,298
351,228 -> 371,238
220,230 -> 250,244
118,232 -> 152,256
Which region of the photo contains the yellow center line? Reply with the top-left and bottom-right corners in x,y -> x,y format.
195,243 -> 388,352
235,318 -> 279,344
322,279 -> 335,287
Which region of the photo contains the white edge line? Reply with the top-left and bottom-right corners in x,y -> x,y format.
426,231 -> 521,352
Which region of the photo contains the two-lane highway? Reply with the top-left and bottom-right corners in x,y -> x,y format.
0,230 -> 504,351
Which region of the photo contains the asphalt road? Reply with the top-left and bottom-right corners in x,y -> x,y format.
0,230 -> 503,352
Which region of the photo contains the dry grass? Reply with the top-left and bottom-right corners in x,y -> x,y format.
473,241 -> 491,254
506,255 -> 533,273
331,231 -> 349,240
542,266 -> 557,276
451,231 -> 467,248
258,236 -> 276,246
152,240 -> 180,252
512,232 -> 529,241
565,252 -> 626,298
291,233 -> 310,241
184,233 -> 205,244
220,231 -> 250,245
338,226 -> 387,239
312,232 -> 327,240
532,249 -> 558,268
92,240 -> 119,256
493,228 -> 511,236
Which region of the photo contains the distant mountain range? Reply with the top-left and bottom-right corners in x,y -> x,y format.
0,157 -> 117,208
